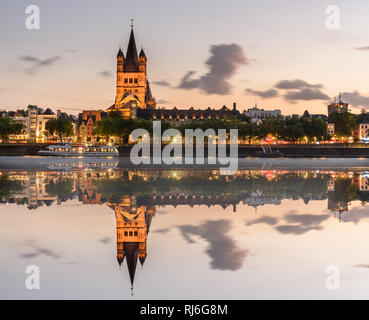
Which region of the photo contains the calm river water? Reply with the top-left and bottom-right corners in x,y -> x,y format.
1,158 -> 369,299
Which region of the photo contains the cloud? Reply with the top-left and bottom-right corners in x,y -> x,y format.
178,44 -> 247,95
284,213 -> 330,226
246,88 -> 278,98
283,88 -> 330,102
153,80 -> 172,87
19,240 -> 61,259
157,99 -> 171,105
275,224 -> 323,235
178,220 -> 248,271
355,47 -> 369,51
19,55 -> 61,74
273,211 -> 330,235
341,91 -> 369,107
98,70 -> 111,77
340,206 -> 369,224
246,79 -> 329,103
153,228 -> 171,234
99,237 -> 111,244
246,216 -> 279,226
275,79 -> 323,90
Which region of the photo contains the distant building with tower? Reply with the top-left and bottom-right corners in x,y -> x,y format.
328,93 -> 348,116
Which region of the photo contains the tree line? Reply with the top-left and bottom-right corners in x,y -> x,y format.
92,111 -> 330,144
0,108 -> 366,144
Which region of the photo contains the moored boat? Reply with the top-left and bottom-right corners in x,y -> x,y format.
38,143 -> 119,157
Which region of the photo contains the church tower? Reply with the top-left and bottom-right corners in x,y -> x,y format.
113,195 -> 156,291
109,22 -> 156,118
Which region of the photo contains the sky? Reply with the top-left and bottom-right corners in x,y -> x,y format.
1,0 -> 369,115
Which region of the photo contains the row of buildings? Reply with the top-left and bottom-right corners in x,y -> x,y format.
0,106 -> 107,143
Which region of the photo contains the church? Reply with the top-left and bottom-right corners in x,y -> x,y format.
107,24 -> 156,119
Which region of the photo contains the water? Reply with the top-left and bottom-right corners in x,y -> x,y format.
1,158 -> 369,299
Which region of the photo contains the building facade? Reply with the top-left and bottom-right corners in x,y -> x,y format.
358,123 -> 369,141
327,123 -> 335,136
78,110 -> 106,142
27,105 -> 56,143
244,105 -> 281,120
107,25 -> 156,119
327,94 -> 348,116
137,104 -> 240,123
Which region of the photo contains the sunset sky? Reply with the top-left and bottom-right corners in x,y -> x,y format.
2,0 -> 369,115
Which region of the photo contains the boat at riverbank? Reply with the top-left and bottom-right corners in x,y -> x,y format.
38,143 -> 119,157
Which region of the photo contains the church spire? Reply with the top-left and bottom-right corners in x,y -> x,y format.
124,242 -> 139,287
124,25 -> 139,72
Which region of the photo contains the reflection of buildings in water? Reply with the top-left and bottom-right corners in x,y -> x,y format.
139,193 -> 238,211
327,179 -> 335,192
110,196 -> 156,292
356,174 -> 369,191
4,170 -> 124,209
8,171 -> 58,209
5,169 -> 369,291
328,199 -> 348,215
244,191 -> 281,209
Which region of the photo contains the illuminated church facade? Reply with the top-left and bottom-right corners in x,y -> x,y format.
112,195 -> 156,290
107,25 -> 156,119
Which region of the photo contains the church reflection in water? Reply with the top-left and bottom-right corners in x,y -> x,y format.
110,196 -> 155,290
1,168 -> 369,289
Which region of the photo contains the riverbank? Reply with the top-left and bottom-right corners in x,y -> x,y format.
0,143 -> 369,158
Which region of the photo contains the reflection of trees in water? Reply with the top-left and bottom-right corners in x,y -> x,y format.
94,172 -> 331,204
0,175 -> 23,200
45,178 -> 74,202
328,178 -> 358,204
2,170 -> 367,208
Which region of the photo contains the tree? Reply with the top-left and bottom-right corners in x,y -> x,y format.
93,117 -> 115,142
356,112 -> 369,124
45,118 -> 74,142
93,116 -> 155,144
328,111 -> 356,138
0,117 -> 24,143
300,117 -> 329,143
282,117 -> 305,143
239,122 -> 258,144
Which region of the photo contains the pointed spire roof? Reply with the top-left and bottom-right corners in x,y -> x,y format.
124,242 -> 139,287
117,48 -> 124,58
139,256 -> 146,265
124,28 -> 139,72
145,80 -> 153,102
139,48 -> 146,59
117,256 -> 124,266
